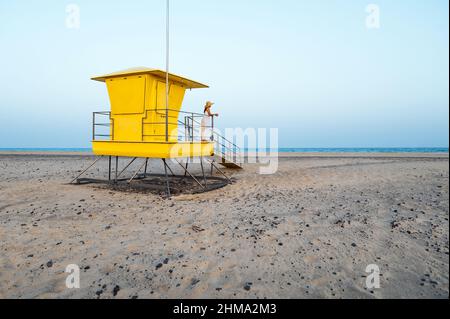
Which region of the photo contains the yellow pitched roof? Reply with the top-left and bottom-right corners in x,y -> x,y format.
91,67 -> 209,89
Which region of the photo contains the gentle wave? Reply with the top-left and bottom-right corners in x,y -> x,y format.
0,147 -> 448,153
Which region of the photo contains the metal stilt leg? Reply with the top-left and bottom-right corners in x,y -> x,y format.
70,156 -> 102,184
207,159 -> 232,183
164,161 -> 176,177
116,157 -> 137,180
162,159 -> 171,197
115,156 -> 118,183
184,158 -> 189,178
128,159 -> 148,184
200,157 -> 207,187
175,159 -> 205,189
143,158 -> 148,177
108,156 -> 112,181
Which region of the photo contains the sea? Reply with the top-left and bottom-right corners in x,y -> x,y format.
0,147 -> 448,153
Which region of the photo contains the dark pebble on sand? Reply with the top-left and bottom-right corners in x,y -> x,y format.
156,263 -> 163,270
113,285 -> 120,296
244,282 -> 252,291
46,260 -> 53,268
351,243 -> 357,247
191,278 -> 200,286
163,258 -> 169,264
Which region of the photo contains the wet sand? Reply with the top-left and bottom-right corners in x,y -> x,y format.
0,152 -> 448,298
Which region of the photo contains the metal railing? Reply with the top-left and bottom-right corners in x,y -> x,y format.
213,132 -> 243,166
92,108 -> 242,166
188,116 -> 243,166
92,111 -> 113,141
142,108 -> 209,142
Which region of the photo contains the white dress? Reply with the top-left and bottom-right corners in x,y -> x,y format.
201,113 -> 211,141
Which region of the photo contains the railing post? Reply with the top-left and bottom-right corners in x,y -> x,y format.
191,113 -> 194,142
210,115 -> 214,141
184,116 -> 188,141
92,113 -> 95,141
111,115 -> 114,141
165,108 -> 169,142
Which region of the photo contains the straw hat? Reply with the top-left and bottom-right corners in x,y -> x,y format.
204,101 -> 214,112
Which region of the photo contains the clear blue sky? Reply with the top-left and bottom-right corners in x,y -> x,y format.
0,0 -> 448,148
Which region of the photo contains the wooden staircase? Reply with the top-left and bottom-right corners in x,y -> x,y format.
213,134 -> 243,169
216,153 -> 242,169
180,115 -> 243,169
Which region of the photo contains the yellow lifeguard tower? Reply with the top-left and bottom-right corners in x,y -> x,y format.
71,67 -> 242,197
90,67 -> 214,158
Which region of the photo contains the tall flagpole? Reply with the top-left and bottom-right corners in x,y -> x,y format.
165,0 -> 170,142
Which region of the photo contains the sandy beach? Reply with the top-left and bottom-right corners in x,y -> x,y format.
0,152 -> 448,299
